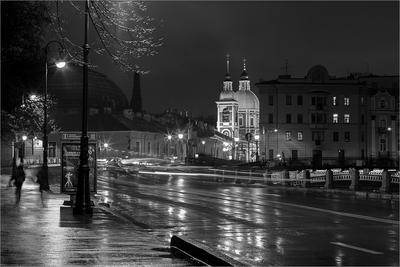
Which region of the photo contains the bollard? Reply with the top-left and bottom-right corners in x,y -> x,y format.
380,169 -> 391,193
324,169 -> 333,189
349,168 -> 360,191
282,170 -> 290,186
221,170 -> 224,182
302,170 -> 310,188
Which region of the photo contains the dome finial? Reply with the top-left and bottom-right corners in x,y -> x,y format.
243,57 -> 247,71
226,53 -> 230,74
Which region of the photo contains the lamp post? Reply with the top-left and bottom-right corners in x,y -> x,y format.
234,137 -> 239,160
201,140 -> 206,154
42,40 -> 66,191
167,134 -> 172,157
255,134 -> 260,162
74,0 -> 92,215
21,135 -> 27,164
178,133 -> 184,161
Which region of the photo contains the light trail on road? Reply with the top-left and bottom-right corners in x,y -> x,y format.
96,172 -> 399,266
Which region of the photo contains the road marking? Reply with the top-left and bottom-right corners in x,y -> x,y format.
268,200 -> 399,225
330,242 -> 383,255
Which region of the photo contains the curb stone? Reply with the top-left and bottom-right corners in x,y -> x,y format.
170,235 -> 247,266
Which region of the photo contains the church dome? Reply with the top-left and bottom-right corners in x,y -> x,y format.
235,90 -> 259,110
47,64 -> 128,111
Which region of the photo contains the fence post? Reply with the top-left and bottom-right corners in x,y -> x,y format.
221,170 -> 224,182
248,169 -> 252,184
302,170 -> 310,188
349,168 -> 360,191
324,169 -> 333,189
380,169 -> 391,193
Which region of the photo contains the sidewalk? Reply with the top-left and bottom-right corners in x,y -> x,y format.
0,174 -> 188,266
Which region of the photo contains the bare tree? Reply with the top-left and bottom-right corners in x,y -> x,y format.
49,0 -> 162,73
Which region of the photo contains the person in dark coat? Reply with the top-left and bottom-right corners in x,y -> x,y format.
14,165 -> 26,204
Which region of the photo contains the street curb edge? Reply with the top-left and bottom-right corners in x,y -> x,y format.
170,235 -> 247,266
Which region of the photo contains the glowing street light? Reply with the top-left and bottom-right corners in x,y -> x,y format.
255,134 -> 260,162
178,133 -> 183,139
56,61 -> 66,69
29,94 -> 37,101
167,134 -> 172,140
103,143 -> 109,148
22,135 -> 27,141
201,140 -> 206,145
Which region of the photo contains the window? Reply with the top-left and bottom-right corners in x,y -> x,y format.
380,138 -> 386,151
344,132 -> 350,142
343,114 -> 350,123
292,150 -> 298,160
269,95 -> 273,105
250,117 -> 254,126
297,95 -> 303,105
147,142 -> 151,153
380,119 -> 386,127
344,97 -> 350,106
286,95 -> 292,105
332,96 -> 337,106
312,131 -> 324,141
134,142 -> 140,152
286,114 -> 291,123
297,114 -> 303,124
333,132 -> 339,142
380,98 -> 386,108
311,114 -> 316,123
297,131 -> 303,141
311,97 -> 316,105
222,107 -> 231,122
269,149 -> 274,160
333,114 -> 338,123
268,113 -> 273,123
285,131 -> 292,141
48,142 -> 56,158
239,114 -> 244,126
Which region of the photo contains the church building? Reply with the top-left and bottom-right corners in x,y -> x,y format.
216,55 -> 260,162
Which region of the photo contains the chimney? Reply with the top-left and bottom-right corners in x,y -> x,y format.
130,71 -> 142,112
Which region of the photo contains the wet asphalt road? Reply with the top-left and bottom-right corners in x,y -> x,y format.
97,170 -> 399,266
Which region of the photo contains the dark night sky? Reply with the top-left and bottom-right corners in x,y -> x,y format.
63,1 -> 399,117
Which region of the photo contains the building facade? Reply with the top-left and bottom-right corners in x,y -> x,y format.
216,55 -> 260,161
255,65 -> 399,168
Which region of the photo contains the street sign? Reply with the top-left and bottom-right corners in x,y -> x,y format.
61,142 -> 97,194
61,132 -> 96,141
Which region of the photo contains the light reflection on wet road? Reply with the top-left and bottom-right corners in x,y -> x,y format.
97,172 -> 399,266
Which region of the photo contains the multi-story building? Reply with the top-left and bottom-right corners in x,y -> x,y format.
216,55 -> 260,161
255,65 -> 398,168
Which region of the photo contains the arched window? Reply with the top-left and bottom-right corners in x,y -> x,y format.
222,107 -> 231,122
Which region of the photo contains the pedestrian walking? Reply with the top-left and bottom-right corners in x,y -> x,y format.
14,165 -> 26,204
36,167 -> 48,205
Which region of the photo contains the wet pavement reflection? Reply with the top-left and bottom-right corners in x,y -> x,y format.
97,171 -> 399,266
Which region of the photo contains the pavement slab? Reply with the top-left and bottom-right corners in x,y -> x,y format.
1,175 -> 189,266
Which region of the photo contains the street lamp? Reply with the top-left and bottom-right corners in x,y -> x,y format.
255,134 -> 260,162
21,135 -> 27,164
178,133 -> 184,161
41,40 -> 66,192
234,137 -> 239,160
74,0 -> 92,215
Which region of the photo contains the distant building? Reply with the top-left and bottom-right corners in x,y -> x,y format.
216,55 -> 260,162
255,65 -> 399,168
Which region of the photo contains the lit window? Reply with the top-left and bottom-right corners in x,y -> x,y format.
285,131 -> 292,141
333,114 -> 338,123
332,96 -> 337,106
344,97 -> 350,106
344,114 -> 350,123
297,131 -> 303,141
